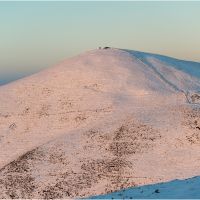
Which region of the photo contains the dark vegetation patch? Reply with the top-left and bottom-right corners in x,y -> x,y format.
75,114 -> 87,123
81,158 -> 130,177
9,123 -> 17,130
38,169 -> 98,199
0,113 -> 11,118
38,157 -> 133,199
0,118 -> 160,198
83,83 -> 102,92
40,183 -> 71,199
182,107 -> 200,144
41,87 -> 52,96
85,120 -> 161,156
108,122 -> 160,156
37,104 -> 51,118
0,148 -> 44,198
21,107 -> 30,116
191,94 -> 200,103
82,119 -> 161,194
0,146 -> 71,198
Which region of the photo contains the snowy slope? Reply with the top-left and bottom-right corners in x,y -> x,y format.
0,48 -> 200,198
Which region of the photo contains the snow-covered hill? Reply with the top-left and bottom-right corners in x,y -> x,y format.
0,48 -> 200,198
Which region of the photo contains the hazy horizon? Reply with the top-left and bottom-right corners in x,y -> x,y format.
1,1 -> 200,85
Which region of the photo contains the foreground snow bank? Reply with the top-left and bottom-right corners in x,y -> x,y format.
89,176 -> 200,199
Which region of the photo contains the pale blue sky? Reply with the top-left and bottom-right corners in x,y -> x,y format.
0,1 -> 200,85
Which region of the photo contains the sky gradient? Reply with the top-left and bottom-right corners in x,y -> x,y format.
0,1 -> 200,85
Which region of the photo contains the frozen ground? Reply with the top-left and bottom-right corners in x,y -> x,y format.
0,48 -> 200,198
